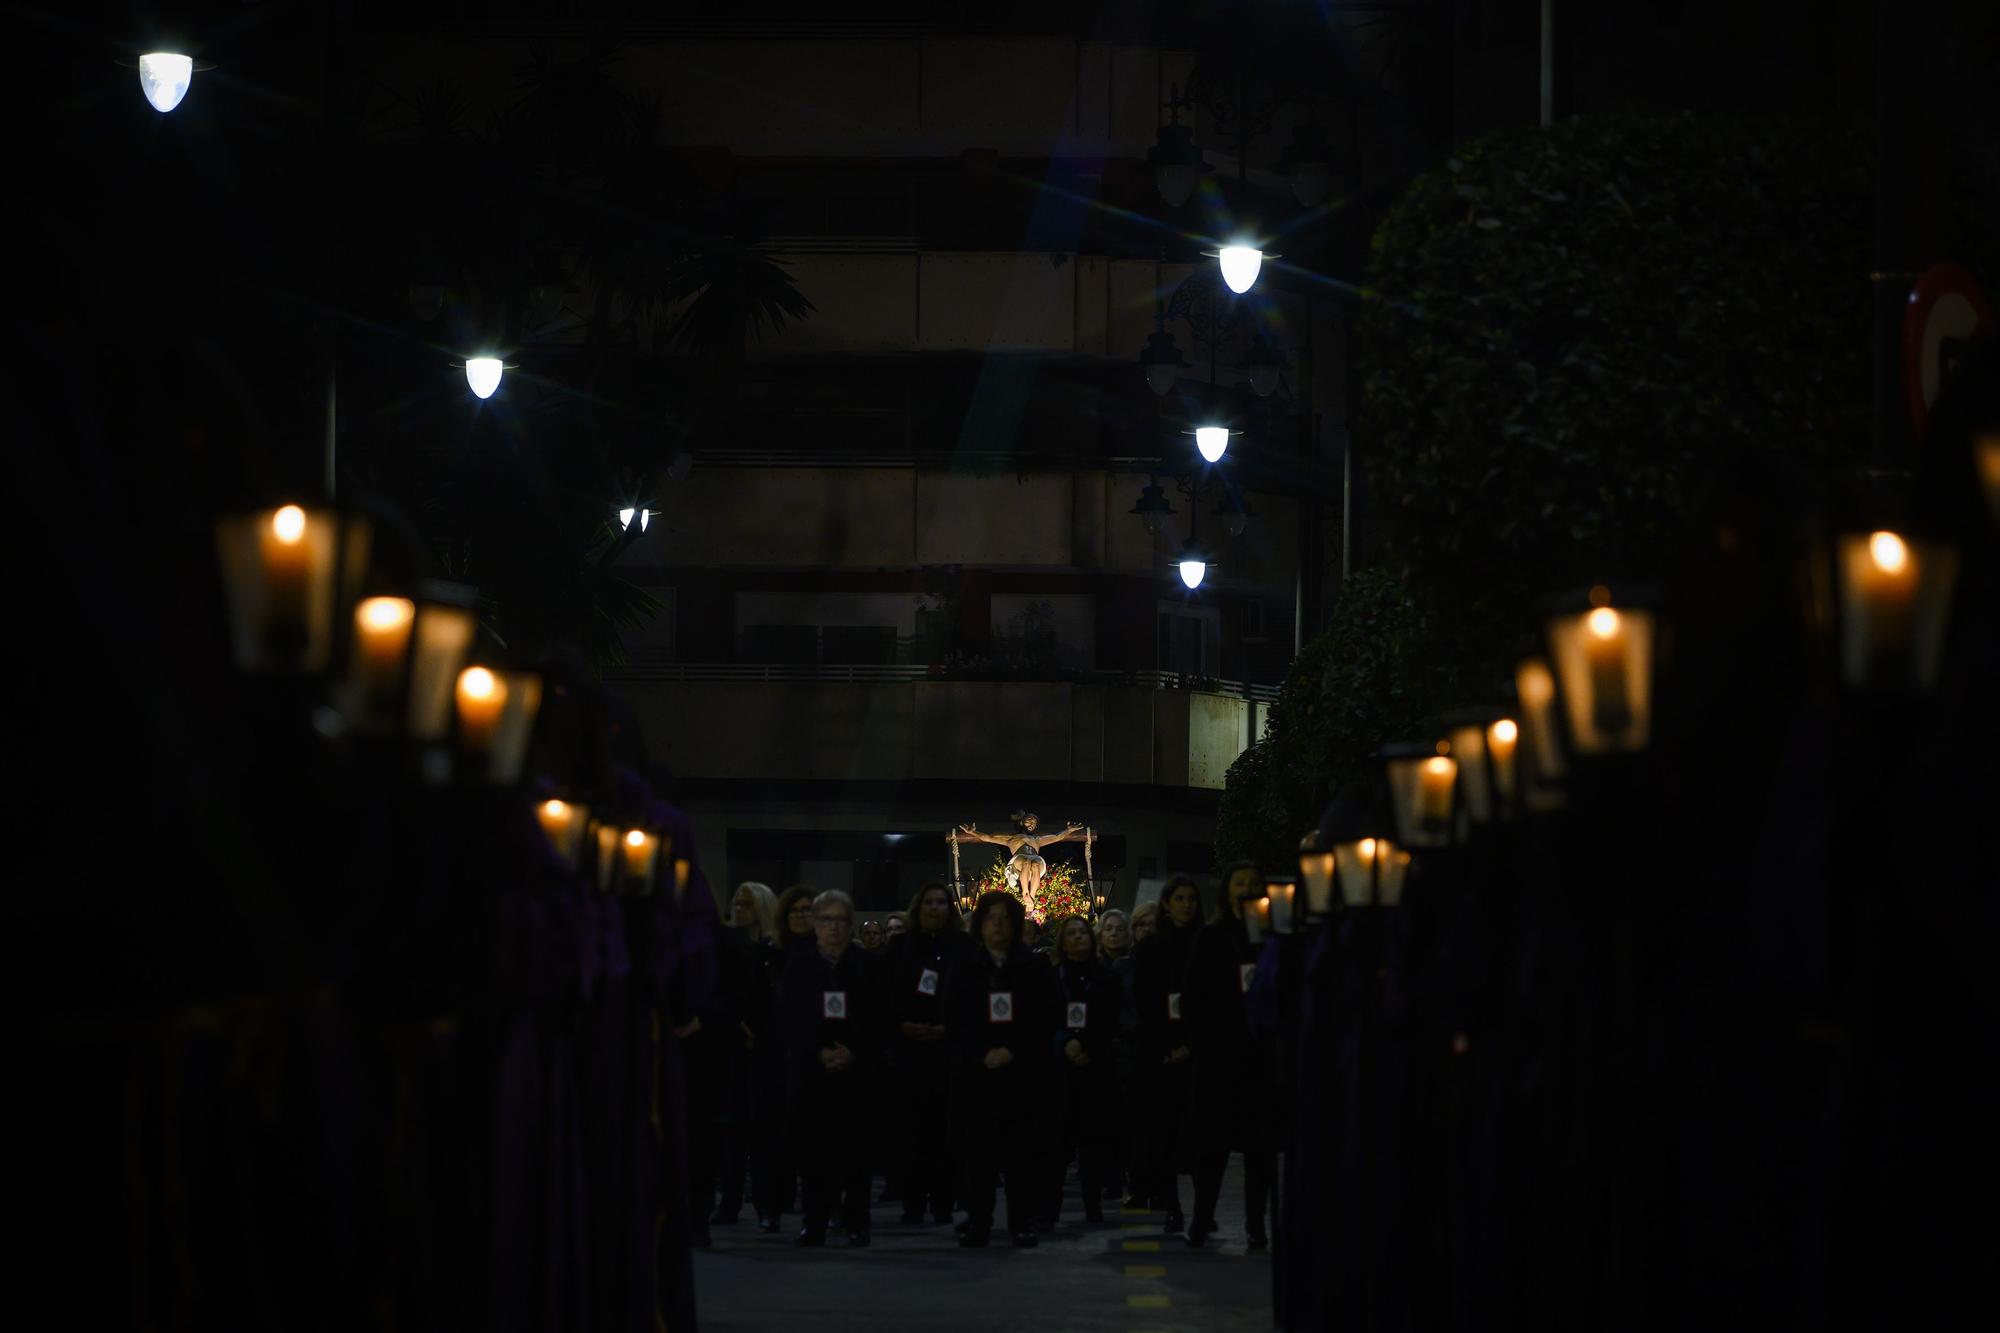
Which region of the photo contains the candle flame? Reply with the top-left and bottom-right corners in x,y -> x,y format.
1425,755 -> 1454,776
459,666 -> 497,700
1518,660 -> 1554,704
1491,718 -> 1519,744
625,829 -> 648,848
1868,530 -> 1909,574
542,799 -> 568,818
272,505 -> 307,544
1587,606 -> 1621,639
1358,838 -> 1377,860
357,596 -> 414,632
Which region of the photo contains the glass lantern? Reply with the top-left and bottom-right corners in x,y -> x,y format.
1264,876 -> 1298,935
1977,435 -> 2000,528
535,798 -> 591,871
1377,847 -> 1413,908
1383,741 -> 1458,848
214,505 -> 371,674
453,661 -> 544,784
1833,530 -> 1959,692
1434,709 -> 1513,825
1545,588 -> 1656,756
1297,831 -> 1336,920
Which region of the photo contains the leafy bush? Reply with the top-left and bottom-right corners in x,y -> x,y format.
1360,112 -> 1871,613
1219,114 -> 1873,864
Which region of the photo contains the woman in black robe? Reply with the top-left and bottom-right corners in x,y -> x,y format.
874,882 -> 972,1226
1131,875 -> 1203,1233
776,889 -> 879,1246
746,885 -> 817,1232
944,890 -> 1061,1247
1051,913 -> 1122,1225
1181,861 -> 1278,1247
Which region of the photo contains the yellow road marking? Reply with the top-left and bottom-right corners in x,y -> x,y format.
1122,1240 -> 1161,1253
1125,1264 -> 1166,1278
1127,1293 -> 1172,1309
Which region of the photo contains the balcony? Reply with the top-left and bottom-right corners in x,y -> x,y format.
605,670 -> 1272,790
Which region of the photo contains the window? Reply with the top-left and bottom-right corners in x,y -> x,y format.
1156,602 -> 1221,677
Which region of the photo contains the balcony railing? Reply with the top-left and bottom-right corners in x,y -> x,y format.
605,648 -> 1282,703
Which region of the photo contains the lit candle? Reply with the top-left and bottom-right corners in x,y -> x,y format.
1245,896 -> 1271,943
259,504 -> 312,653
1300,848 -> 1336,917
455,666 -> 507,754
1852,530 -> 1918,677
353,596 -> 414,698
1515,658 -> 1563,782
537,799 -> 585,867
621,828 -> 660,891
1487,718 -> 1519,803
1418,754 -> 1456,827
1336,838 -> 1377,907
673,858 -> 691,903
1583,606 -> 1633,739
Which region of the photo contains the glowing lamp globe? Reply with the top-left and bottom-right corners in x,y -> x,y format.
138,53 -> 194,113
1178,557 -> 1207,591
1219,246 -> 1264,295
465,357 -> 504,400
1195,426 -> 1230,463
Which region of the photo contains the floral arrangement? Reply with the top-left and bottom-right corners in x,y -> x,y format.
970,858 -> 1090,926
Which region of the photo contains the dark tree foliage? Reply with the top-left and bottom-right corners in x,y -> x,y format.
1217,114 -> 1874,867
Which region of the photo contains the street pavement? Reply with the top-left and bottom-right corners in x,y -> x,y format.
694,1169 -> 1274,1331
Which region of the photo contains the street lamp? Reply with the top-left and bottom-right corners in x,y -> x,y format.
1213,488 -> 1251,538
1544,586 -> 1656,755
618,507 -> 652,533
464,357 -> 507,400
1217,245 -> 1266,295
1187,423 -> 1241,464
1140,328 -> 1189,397
1383,740 -> 1458,848
1148,122 -> 1213,208
1241,337 -> 1283,398
1832,528 -> 1959,692
137,52 -> 196,113
1131,479 -> 1177,537
1277,123 -> 1338,209
1177,536 -> 1211,590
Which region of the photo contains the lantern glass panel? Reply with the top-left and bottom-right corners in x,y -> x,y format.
1298,846 -> 1335,917
214,506 -> 368,674
342,596 -> 415,726
1378,848 -> 1413,907
1264,877 -> 1297,934
620,827 -> 663,893
408,604 -> 477,740
1244,895 -> 1271,943
1386,751 -> 1457,848
593,822 -> 622,892
1448,724 -> 1493,822
536,799 -> 590,869
1514,657 -> 1566,785
1334,839 -> 1379,907
1834,532 -> 1959,692
1977,436 -> 2000,526
1487,718 -> 1521,811
1546,603 -> 1655,755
